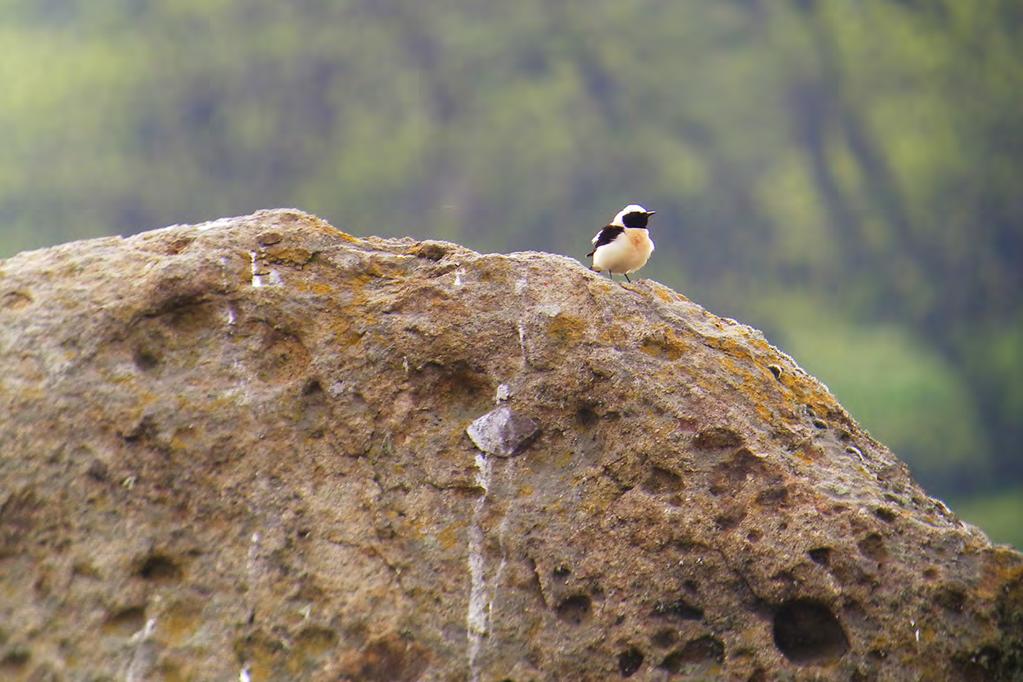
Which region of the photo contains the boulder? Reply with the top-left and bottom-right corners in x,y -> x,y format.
0,209 -> 1019,680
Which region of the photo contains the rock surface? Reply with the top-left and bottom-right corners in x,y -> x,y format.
0,209 -> 1020,681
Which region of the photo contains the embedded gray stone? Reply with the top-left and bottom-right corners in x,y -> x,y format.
466,405 -> 539,457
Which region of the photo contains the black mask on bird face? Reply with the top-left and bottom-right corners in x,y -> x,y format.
622,210 -> 655,229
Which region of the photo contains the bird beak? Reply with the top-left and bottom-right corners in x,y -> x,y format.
646,211 -> 656,216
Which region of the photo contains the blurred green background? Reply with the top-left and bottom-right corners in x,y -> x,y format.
1,1 -> 1020,546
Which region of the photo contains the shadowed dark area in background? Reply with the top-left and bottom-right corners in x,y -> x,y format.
1,0 -> 1020,544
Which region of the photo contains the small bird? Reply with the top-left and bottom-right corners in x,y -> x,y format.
587,204 -> 656,282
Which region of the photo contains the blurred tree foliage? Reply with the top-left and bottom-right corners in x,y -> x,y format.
1,0 -> 1020,538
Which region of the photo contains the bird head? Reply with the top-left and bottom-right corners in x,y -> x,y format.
611,204 -> 656,229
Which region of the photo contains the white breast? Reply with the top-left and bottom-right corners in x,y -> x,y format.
592,229 -> 654,274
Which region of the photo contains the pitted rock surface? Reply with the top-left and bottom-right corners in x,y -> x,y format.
0,209 -> 1020,680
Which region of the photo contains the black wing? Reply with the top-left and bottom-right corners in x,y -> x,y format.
586,225 -> 624,258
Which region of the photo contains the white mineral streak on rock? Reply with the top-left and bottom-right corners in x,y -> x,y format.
249,251 -> 265,288
465,407 -> 538,678
125,618 -> 159,682
247,532 -> 261,579
249,251 -> 283,288
466,451 -> 492,682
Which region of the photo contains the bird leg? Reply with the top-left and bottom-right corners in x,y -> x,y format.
607,271 -> 614,281
624,273 -> 632,283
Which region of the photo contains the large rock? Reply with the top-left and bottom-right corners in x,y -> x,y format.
0,209 -> 1020,681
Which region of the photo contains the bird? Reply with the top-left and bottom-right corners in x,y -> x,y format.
587,204 -> 656,282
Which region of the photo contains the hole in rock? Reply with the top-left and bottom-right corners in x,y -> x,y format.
709,448 -> 772,495
652,598 -> 703,621
651,629 -> 677,648
808,547 -> 832,566
682,636 -> 724,663
935,586 -> 966,613
658,650 -> 685,674
642,467 -> 683,495
255,328 -> 313,383
86,459 -> 109,482
103,606 -> 146,636
873,507 -> 897,523
349,634 -> 431,682
294,626 -> 338,660
133,346 -> 161,371
714,512 -> 743,531
693,427 -> 743,450
417,361 -> 491,413
857,533 -> 888,562
659,636 -> 724,672
302,378 -> 324,396
576,405 -> 599,427
618,648 -> 644,677
120,415 -> 157,443
136,554 -> 183,582
165,236 -> 195,254
755,486 -> 788,507
163,297 -> 215,332
953,645 -> 1005,681
1,290 -> 33,310
0,649 -> 29,670
772,599 -> 849,664
555,594 -> 592,625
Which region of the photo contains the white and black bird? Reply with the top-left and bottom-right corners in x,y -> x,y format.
587,204 -> 656,282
